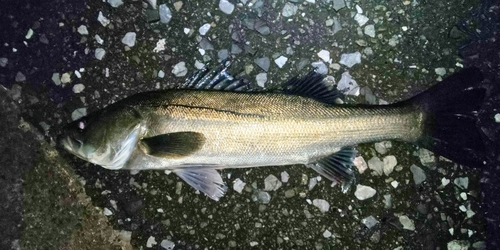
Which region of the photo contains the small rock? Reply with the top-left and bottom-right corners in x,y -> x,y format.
410,165 -> 426,185
435,67 -> 446,76
362,216 -> 379,229
332,0 -> 346,11
95,48 -> 105,60
217,49 -> 229,61
354,184 -> 376,200
95,35 -> 104,44
367,156 -> 383,176
418,148 -> 435,166
233,178 -> 246,193
353,156 -> 368,174
447,240 -> 470,250
146,0 -> 157,9
256,73 -> 267,88
254,57 -> 270,71
25,29 -> 34,39
9,84 -> 21,100
323,230 -> 332,238
121,32 -> 136,47
308,177 -> 317,191
153,39 -> 166,53
312,199 -> 330,213
317,50 -> 330,62
159,4 -> 173,24
284,189 -> 295,198
160,239 -> 175,250
332,17 -> 342,34
199,23 -> 211,35
281,171 -> 290,183
383,155 -> 397,176
174,1 -> 183,11
0,57 -> 7,67
77,25 -> 88,35
72,108 -> 87,121
374,141 -> 391,154
339,52 -> 362,68
61,73 -> 71,84
282,2 -> 298,17
264,174 -> 282,191
172,61 -> 187,77
399,215 -> 415,230
253,191 -> 271,204
337,71 -> 359,96
219,0 -> 235,14
454,177 -> 469,190
107,0 -> 123,8
354,13 -> 369,26
364,24 -> 375,37
231,44 -> 242,54
494,113 -> 500,123
199,38 -> 214,50
146,236 -> 157,248
311,61 -> 328,75
383,194 -> 392,208
274,56 -> 288,68
51,73 -> 61,85
158,70 -> 165,78
72,84 -> 85,93
15,72 -> 26,82
98,11 -> 110,27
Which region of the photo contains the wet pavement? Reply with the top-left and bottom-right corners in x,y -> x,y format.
1,0 -> 499,249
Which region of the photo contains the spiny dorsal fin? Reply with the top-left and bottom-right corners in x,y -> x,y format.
283,71 -> 344,104
307,147 -> 357,192
180,58 -> 255,92
140,132 -> 205,158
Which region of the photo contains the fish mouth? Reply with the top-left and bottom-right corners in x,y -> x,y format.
60,136 -> 96,161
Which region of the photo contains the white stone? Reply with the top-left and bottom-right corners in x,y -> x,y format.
103,208 -> 113,216
383,155 -> 397,176
264,174 -> 282,191
51,73 -> 61,85
249,241 -> 258,247
364,24 -> 375,38
354,184 -> 376,200
339,52 -> 362,68
308,177 -> 317,191
454,177 -> 469,189
172,61 -> 187,77
25,28 -> 34,39
317,50 -> 330,62
61,72 -> 71,84
281,171 -> 289,183
494,113 -> 500,123
98,11 -> 110,27
72,84 -> 85,93
194,60 -> 205,69
354,13 -> 369,26
199,23 -> 211,35
158,70 -> 165,78
146,236 -> 157,248
183,28 -> 191,34
147,0 -> 157,9
435,67 -> 446,76
77,25 -> 88,35
121,32 -> 136,47
311,61 -> 328,75
256,73 -> 267,88
323,230 -> 332,238
159,4 -> 173,24
0,58 -> 7,67
353,156 -> 367,174
274,56 -> 288,68
441,177 -> 450,187
219,0 -> 235,14
410,165 -> 426,185
153,38 -> 166,52
95,34 -> 104,44
361,216 -> 379,228
233,178 -> 246,193
374,141 -> 391,154
107,0 -> 123,8
337,71 -> 360,96
160,239 -> 175,250
95,48 -> 105,60
282,2 -> 298,17
447,240 -> 470,250
399,215 -> 415,230
367,156 -> 383,176
355,4 -> 363,13
312,199 -> 330,213
391,180 -> 399,188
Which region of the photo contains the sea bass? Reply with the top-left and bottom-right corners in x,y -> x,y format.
60,60 -> 493,201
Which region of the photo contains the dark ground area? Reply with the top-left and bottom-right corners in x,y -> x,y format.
1,0 -> 499,249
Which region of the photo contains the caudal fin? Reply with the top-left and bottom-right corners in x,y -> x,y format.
410,67 -> 491,167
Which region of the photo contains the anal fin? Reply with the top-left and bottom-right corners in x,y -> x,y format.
307,147 -> 357,192
173,167 -> 227,201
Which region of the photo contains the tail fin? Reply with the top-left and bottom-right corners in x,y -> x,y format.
410,67 -> 489,167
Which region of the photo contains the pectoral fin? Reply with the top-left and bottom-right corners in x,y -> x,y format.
307,147 -> 357,192
173,167 -> 227,201
140,132 -> 205,158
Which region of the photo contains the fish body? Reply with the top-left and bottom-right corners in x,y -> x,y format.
61,61 -> 492,200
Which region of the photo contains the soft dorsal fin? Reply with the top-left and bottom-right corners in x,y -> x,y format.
179,58 -> 255,92
140,132 -> 206,158
283,71 -> 344,104
307,147 -> 357,192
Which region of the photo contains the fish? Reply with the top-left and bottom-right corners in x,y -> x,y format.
60,59 -> 496,201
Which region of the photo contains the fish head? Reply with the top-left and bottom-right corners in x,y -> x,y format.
60,106 -> 145,170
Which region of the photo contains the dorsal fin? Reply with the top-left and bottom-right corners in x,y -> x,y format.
283,70 -> 344,104
179,58 -> 255,92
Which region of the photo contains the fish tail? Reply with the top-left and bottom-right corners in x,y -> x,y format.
409,67 -> 497,167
